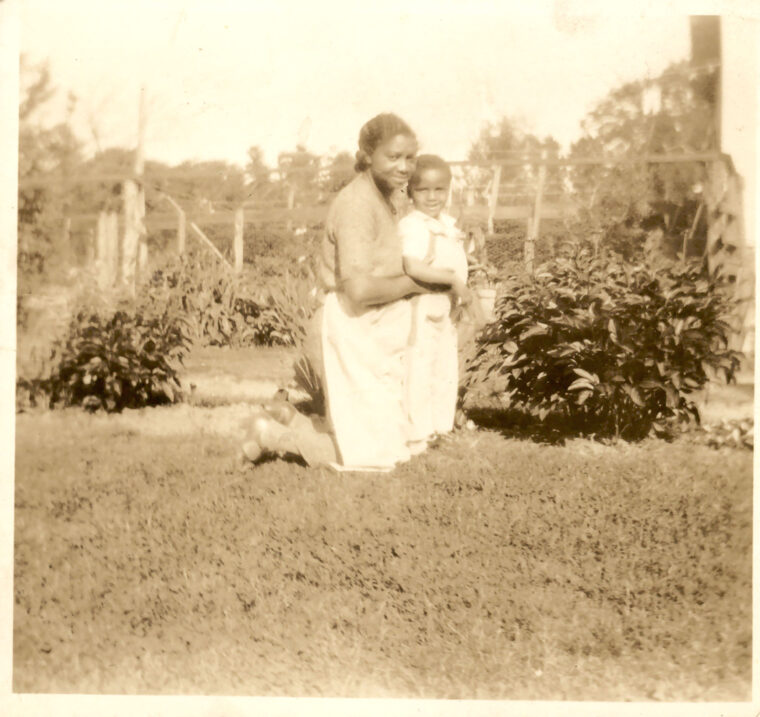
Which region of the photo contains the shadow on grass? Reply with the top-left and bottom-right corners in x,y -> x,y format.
464,404 -> 573,445
245,451 -> 308,469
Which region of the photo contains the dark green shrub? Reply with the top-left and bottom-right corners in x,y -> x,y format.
18,308 -> 191,412
464,246 -> 742,440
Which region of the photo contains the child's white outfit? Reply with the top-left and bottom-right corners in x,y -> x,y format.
399,209 -> 469,446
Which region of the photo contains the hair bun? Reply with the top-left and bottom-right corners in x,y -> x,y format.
354,150 -> 370,173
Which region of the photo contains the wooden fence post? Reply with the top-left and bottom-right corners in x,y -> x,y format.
189,220 -> 233,269
161,193 -> 186,257
122,180 -> 142,292
525,152 -> 547,275
487,165 -> 502,235
234,207 -> 244,273
137,231 -> 148,277
97,210 -> 119,289
682,202 -> 703,263
85,226 -> 95,268
177,207 -> 186,256
61,216 -> 71,263
159,191 -> 231,268
108,212 -> 120,284
249,220 -> 255,267
472,225 -> 488,266
122,86 -> 147,295
96,211 -> 107,269
524,216 -> 534,274
136,87 -> 148,278
286,184 -> 295,232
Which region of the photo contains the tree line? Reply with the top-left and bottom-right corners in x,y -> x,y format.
19,53 -> 716,283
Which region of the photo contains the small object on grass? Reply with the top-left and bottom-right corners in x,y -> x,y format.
241,440 -> 263,463
239,409 -> 276,465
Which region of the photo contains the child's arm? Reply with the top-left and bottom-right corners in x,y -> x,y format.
402,255 -> 475,308
402,255 -> 458,288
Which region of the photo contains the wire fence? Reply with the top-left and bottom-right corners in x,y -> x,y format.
18,151 -> 742,287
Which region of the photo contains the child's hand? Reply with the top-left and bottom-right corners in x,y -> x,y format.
450,282 -> 488,330
451,278 -> 472,304
450,303 -> 466,323
466,295 -> 488,330
449,280 -> 481,326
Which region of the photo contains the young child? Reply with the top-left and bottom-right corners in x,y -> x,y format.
398,154 -> 481,452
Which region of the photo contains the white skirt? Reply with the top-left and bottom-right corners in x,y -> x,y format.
321,291 -> 412,469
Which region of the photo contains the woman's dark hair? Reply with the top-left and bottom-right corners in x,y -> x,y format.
355,113 -> 416,172
407,154 -> 452,195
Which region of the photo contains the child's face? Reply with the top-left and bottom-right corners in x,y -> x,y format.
409,168 -> 450,218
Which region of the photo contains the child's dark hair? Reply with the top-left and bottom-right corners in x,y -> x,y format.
407,154 -> 452,196
355,113 -> 417,172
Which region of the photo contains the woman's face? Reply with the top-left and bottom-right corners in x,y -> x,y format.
367,133 -> 418,195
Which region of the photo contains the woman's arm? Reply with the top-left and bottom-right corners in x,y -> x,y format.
404,255 -> 478,308
341,273 -> 444,308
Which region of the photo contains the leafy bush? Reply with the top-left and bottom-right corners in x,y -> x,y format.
464,246 -> 742,440
144,256 -> 257,347
262,263 -> 320,347
18,308 -> 191,412
265,263 -> 326,415
143,253 -> 328,414
144,255 -> 319,348
293,353 -> 325,416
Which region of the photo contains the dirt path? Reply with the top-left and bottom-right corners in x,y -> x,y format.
182,345 -> 306,405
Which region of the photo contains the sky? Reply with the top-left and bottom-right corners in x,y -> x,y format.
17,0 -> 697,169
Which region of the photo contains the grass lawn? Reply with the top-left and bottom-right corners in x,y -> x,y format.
13,347 -> 753,699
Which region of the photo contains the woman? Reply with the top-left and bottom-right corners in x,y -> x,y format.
242,113 -> 444,470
